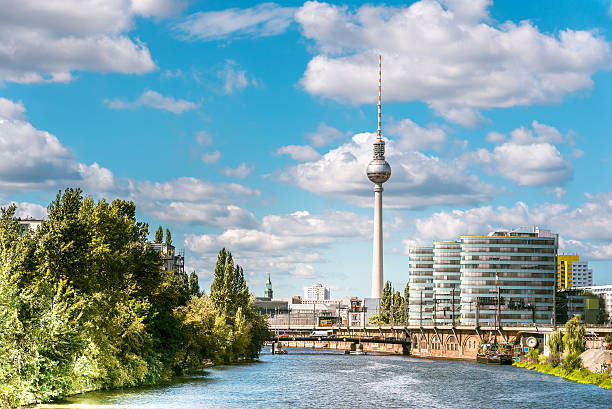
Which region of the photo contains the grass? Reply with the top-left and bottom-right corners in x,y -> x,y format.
513,360 -> 612,390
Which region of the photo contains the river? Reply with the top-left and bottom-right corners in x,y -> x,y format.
39,348 -> 610,408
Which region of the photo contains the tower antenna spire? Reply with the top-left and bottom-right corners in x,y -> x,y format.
377,55 -> 382,141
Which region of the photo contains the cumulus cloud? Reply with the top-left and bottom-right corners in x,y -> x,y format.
386,118 -> 446,151
0,100 -> 114,193
0,0 -> 176,83
475,142 -> 572,187
404,192 -> 612,260
175,3 -> 296,41
486,131 -> 505,143
509,120 -> 565,145
295,1 -> 611,125
0,199 -> 47,219
306,123 -> 344,147
185,209 -> 371,278
222,163 -> 255,179
0,98 -> 26,120
276,145 -> 321,162
105,90 -> 199,114
279,131 -> 495,209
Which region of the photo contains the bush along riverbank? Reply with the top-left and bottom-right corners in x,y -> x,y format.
0,189 -> 269,408
512,315 -> 612,390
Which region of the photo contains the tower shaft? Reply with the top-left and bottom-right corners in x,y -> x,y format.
371,183 -> 384,298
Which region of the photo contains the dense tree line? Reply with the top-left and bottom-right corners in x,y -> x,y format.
0,189 -> 268,407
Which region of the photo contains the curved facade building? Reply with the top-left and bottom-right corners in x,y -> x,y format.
433,241 -> 461,325
459,229 -> 557,325
408,246 -> 434,325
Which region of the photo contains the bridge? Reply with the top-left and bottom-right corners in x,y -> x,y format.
268,323 -> 612,359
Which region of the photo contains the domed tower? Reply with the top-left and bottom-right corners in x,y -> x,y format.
264,272 -> 273,299
367,55 -> 391,299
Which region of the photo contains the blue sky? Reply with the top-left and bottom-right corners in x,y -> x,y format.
1,0 -> 611,298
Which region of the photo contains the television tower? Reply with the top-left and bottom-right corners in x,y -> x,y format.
366,55 -> 391,299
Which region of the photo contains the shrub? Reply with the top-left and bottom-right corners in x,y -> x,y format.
547,353 -> 561,368
527,347 -> 539,363
561,352 -> 582,372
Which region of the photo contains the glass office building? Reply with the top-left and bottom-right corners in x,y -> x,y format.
459,228 -> 558,325
433,241 -> 461,325
408,246 -> 434,325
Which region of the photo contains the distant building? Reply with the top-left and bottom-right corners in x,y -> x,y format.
556,289 -> 602,324
253,298 -> 289,317
574,285 -> 612,323
304,283 -> 330,301
408,246 -> 434,325
264,272 -> 273,299
18,218 -> 43,235
150,242 -> 185,279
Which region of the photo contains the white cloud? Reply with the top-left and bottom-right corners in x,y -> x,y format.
295,1 -> 611,125
218,60 -> 259,94
201,150 -> 221,164
276,145 -> 321,162
105,90 -> 199,114
279,131 -> 495,209
184,209 -> 371,278
0,199 -> 47,219
175,3 -> 296,41
509,120 -> 564,145
486,131 -> 505,143
306,123 -> 344,147
196,131 -> 212,146
131,0 -> 186,18
222,163 -> 254,179
0,98 -> 26,120
547,187 -> 566,200
476,142 -> 572,187
144,202 -> 258,229
0,0 -> 168,84
386,118 -> 446,151
0,101 -> 114,193
405,192 -> 612,260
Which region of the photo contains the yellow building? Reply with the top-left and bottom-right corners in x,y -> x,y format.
557,254 -> 579,289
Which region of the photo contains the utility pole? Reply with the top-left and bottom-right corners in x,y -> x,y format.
313,303 -> 316,329
419,291 -> 423,326
451,285 -> 456,327
391,286 -> 394,327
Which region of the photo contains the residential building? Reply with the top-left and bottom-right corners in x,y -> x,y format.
304,283 -> 330,301
557,254 -> 579,289
433,241 -> 461,325
18,218 -> 43,235
408,246 -> 434,325
555,289 -> 602,324
459,228 -> 558,326
150,242 -> 185,279
571,260 -> 593,287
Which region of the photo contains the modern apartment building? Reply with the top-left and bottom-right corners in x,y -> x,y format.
459,228 -> 558,325
304,283 -> 330,301
557,254 -> 579,289
571,260 -> 593,287
150,242 -> 185,279
408,246 -> 434,325
433,241 -> 461,325
574,285 -> 612,323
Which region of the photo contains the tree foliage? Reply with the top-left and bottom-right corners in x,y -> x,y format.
563,315 -> 585,356
155,226 -> 163,243
0,190 -> 268,407
548,329 -> 564,356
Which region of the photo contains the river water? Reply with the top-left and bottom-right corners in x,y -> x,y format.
40,348 -> 610,409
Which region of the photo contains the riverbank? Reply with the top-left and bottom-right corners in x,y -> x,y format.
513,361 -> 612,390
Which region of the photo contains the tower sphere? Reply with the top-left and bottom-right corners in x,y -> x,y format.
367,158 -> 391,184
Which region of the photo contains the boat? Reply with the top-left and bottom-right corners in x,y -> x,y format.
476,343 -> 512,365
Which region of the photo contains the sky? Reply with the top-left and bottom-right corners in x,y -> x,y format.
1,0 -> 611,299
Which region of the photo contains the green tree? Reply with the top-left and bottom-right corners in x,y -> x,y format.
393,290 -> 404,324
155,226 -> 163,243
379,281 -> 392,324
563,315 -> 585,356
188,272 -> 201,296
165,228 -> 172,246
548,329 -> 564,356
